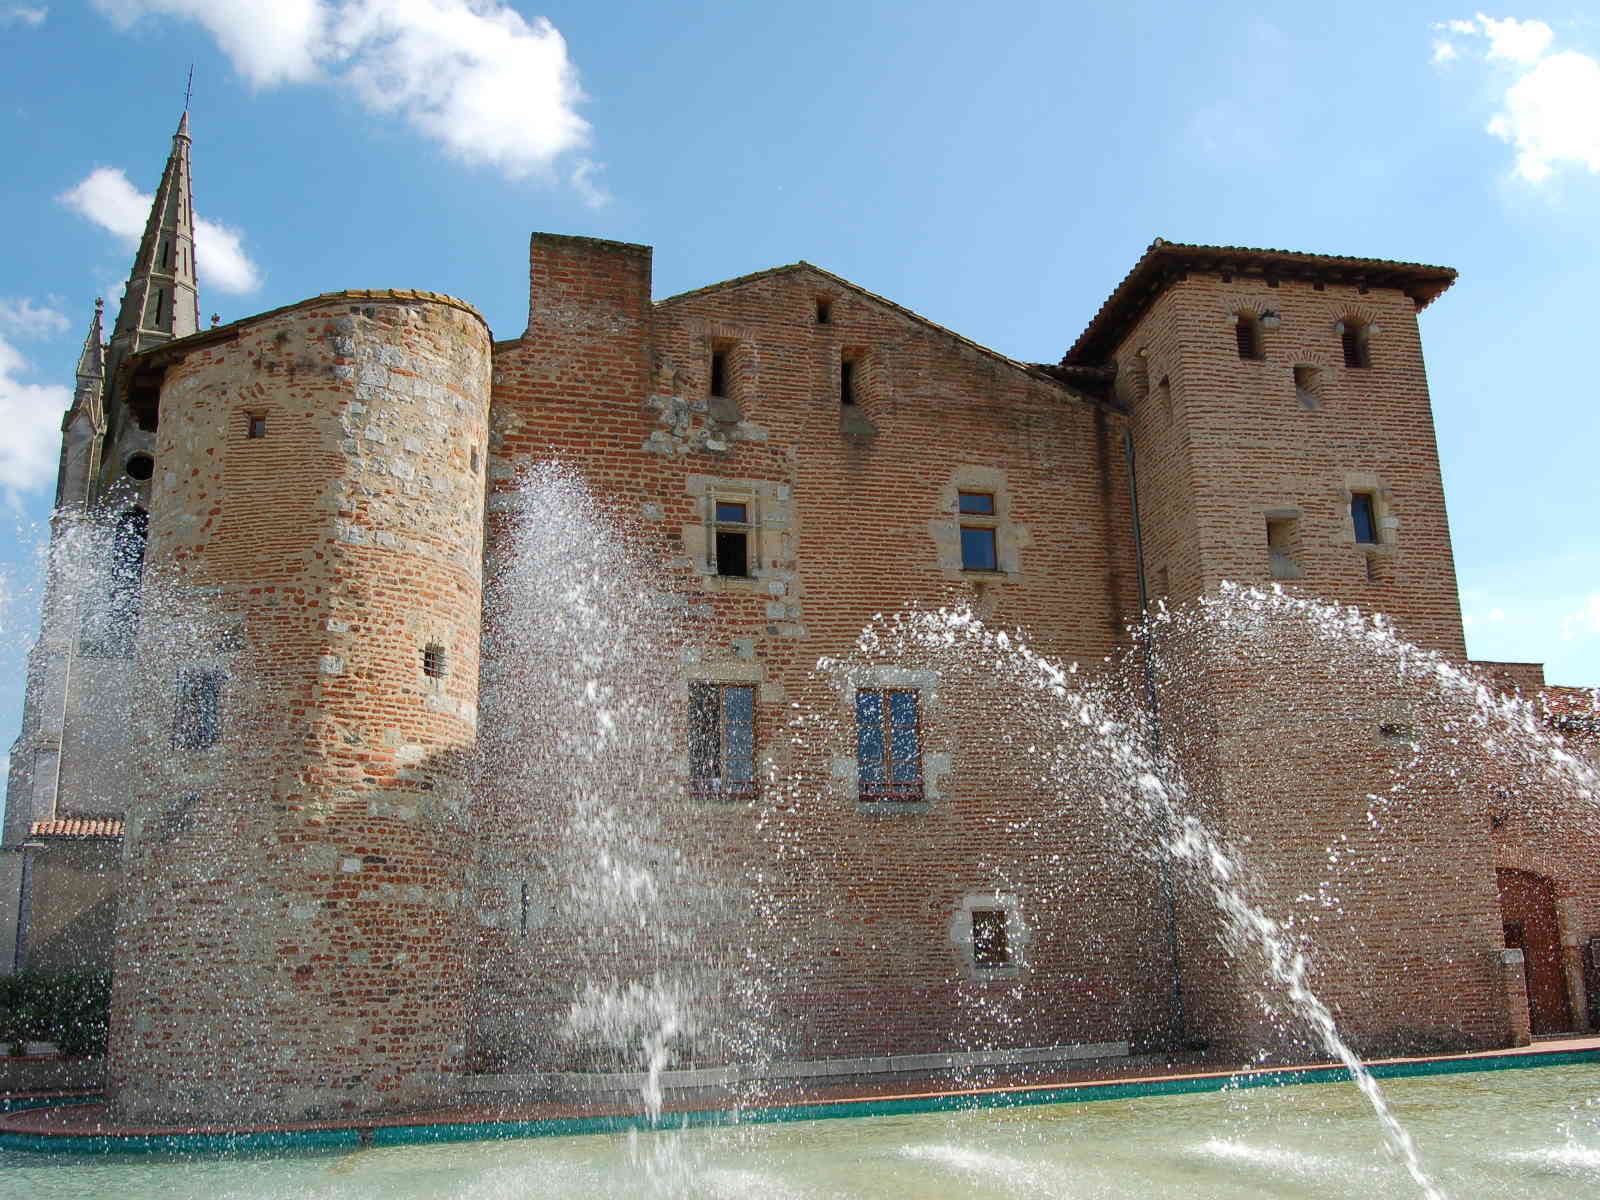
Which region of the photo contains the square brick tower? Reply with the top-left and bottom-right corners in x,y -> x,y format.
1064,241 -> 1507,1056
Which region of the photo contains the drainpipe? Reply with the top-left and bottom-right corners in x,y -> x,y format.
1122,421 -> 1188,1051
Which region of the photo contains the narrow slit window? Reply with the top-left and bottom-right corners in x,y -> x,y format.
710,349 -> 729,398
713,500 -> 751,578
689,682 -> 756,798
1351,492 -> 1378,544
1293,365 -> 1321,409
815,299 -> 831,324
1235,314 -> 1263,360
1341,323 -> 1371,368
1266,517 -> 1302,579
972,908 -> 1011,969
856,688 -> 922,803
840,357 -> 857,406
172,669 -> 224,751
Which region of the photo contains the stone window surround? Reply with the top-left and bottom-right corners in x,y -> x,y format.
682,475 -> 793,591
677,659 -> 778,797
829,665 -> 952,816
930,467 -> 1028,583
1340,472 -> 1397,555
948,891 -> 1029,981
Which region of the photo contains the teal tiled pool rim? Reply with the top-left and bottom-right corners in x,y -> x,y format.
4,1045 -> 1597,1157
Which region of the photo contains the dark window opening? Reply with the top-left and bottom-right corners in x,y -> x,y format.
96,507 -> 149,657
470,446 -> 480,473
1267,517 -> 1302,580
710,349 -> 729,398
247,413 -> 267,439
1293,365 -> 1321,409
520,882 -> 530,936
961,526 -> 998,571
815,299 -> 831,324
1235,314 -> 1263,360
1342,324 -> 1371,368
1351,492 -> 1378,544
689,682 -> 756,798
1379,722 -> 1417,743
126,453 -> 154,481
840,357 -> 857,405
172,669 -> 224,751
712,499 -> 751,578
423,643 -> 447,679
972,908 -> 1011,968
856,688 -> 922,802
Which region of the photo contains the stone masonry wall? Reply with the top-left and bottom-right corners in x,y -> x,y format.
107,293 -> 490,1122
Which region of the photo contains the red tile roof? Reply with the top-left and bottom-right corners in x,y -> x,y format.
28,818 -> 124,839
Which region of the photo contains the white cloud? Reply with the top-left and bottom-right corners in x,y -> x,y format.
1562,595 -> 1600,640
95,0 -> 598,189
0,334 -> 70,500
59,167 -> 263,294
92,0 -> 324,87
1,6 -> 47,25
0,299 -> 69,340
1436,15 -> 1600,183
1488,50 -> 1600,182
1477,14 -> 1553,64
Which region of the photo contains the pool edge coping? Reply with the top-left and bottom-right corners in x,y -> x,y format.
3,1044 -> 1597,1156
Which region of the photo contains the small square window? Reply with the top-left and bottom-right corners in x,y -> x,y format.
423,642 -> 447,678
815,299 -> 831,324
689,682 -> 756,798
247,413 -> 266,439
958,491 -> 995,515
857,688 -> 922,802
1341,324 -> 1371,368
1351,493 -> 1378,544
1293,365 -> 1321,410
712,499 -> 752,578
1235,314 -> 1264,361
972,908 -> 1010,968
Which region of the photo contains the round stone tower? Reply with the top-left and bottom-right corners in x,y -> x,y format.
106,291 -> 491,1123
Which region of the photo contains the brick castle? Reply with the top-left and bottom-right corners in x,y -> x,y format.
3,112 -> 1597,1122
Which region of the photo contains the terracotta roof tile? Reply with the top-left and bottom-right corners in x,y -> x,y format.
28,818 -> 124,840
1062,239 -> 1458,366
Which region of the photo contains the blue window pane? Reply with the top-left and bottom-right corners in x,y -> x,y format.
725,752 -> 754,782
961,526 -> 997,570
891,724 -> 919,762
891,759 -> 920,784
855,690 -> 882,725
857,723 -> 884,764
889,691 -> 918,726
858,757 -> 885,784
958,491 -> 995,515
716,501 -> 747,523
1352,494 -> 1377,544
724,685 -> 754,721
725,722 -> 753,761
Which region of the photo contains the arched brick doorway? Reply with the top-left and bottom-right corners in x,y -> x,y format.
1497,868 -> 1573,1035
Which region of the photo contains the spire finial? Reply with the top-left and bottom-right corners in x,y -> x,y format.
185,64 -> 193,111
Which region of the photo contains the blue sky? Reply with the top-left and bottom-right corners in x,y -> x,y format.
2,2 -> 1599,788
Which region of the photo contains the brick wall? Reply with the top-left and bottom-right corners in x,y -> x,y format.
107,293 -> 490,1122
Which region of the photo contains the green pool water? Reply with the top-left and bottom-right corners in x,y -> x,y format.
3,1063 -> 1598,1198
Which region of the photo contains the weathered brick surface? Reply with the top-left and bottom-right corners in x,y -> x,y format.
108,295 -> 490,1122
86,235 -> 1600,1117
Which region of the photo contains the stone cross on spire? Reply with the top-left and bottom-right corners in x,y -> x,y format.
108,109 -> 199,373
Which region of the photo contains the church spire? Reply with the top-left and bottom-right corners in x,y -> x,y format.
108,108 -> 199,368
